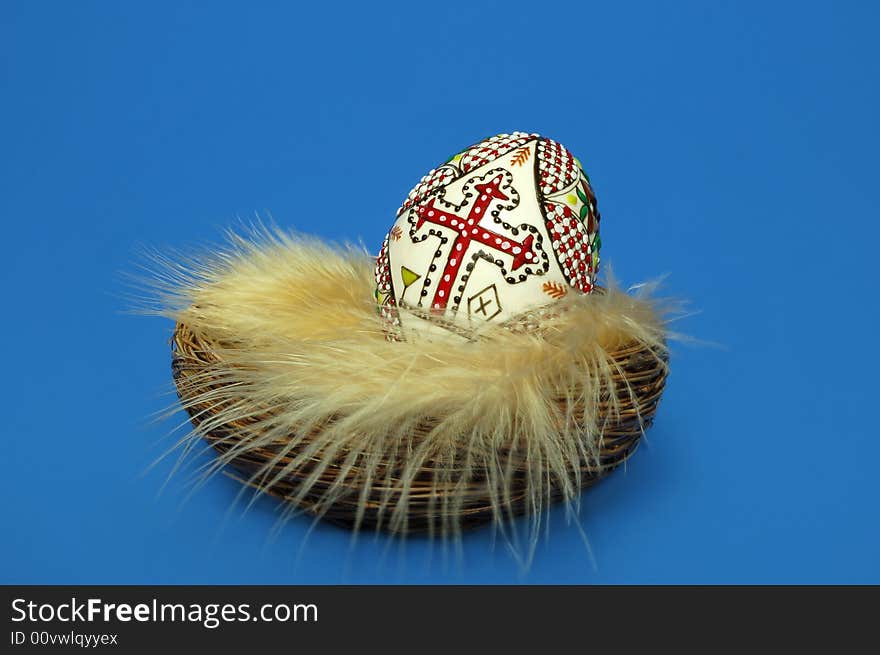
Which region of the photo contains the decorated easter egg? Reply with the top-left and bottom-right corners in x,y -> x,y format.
374,132 -> 601,339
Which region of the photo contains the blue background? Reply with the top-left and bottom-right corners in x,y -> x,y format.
2,1 -> 878,584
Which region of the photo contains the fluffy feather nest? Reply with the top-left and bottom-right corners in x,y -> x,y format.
147,227 -> 671,551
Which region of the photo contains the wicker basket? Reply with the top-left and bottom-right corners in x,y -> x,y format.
171,321 -> 668,534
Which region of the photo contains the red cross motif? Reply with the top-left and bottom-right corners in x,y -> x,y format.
415,173 -> 536,310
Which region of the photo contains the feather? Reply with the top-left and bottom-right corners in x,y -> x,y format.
142,225 -> 673,557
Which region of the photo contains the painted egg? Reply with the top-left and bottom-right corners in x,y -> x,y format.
374,132 -> 601,339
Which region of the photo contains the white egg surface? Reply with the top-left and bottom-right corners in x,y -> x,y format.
375,132 -> 601,339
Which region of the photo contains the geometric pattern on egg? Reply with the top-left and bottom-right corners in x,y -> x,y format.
375,132 -> 601,339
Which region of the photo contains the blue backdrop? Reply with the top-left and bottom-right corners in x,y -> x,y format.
2,1 -> 878,584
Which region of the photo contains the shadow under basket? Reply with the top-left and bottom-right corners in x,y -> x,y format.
171,322 -> 669,535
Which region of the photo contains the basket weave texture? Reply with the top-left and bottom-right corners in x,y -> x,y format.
171,321 -> 668,533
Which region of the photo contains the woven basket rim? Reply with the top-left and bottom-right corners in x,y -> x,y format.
172,321 -> 668,533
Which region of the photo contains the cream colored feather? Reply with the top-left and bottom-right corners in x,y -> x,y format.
145,226 -> 672,557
